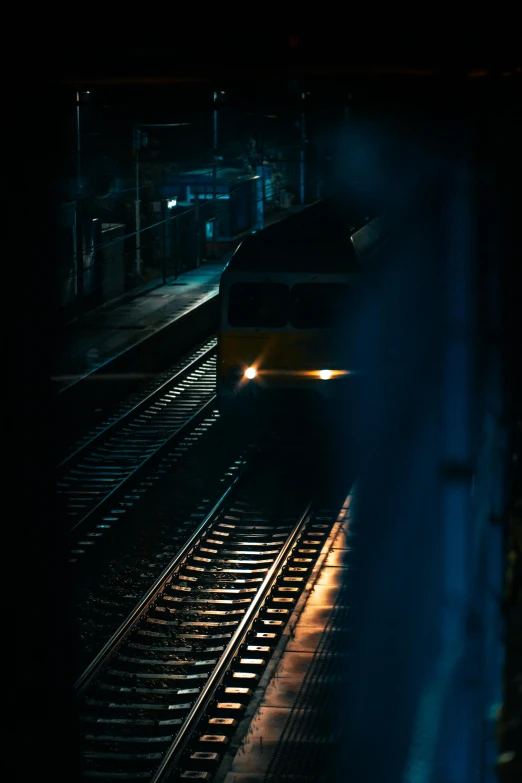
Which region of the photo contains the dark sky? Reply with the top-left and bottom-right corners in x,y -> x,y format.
45,25 -> 521,81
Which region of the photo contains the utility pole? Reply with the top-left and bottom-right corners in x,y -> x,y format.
75,90 -> 82,300
213,91 -> 218,178
133,127 -> 142,276
255,99 -> 264,231
76,91 -> 82,188
255,166 -> 265,231
75,89 -> 91,190
75,90 -> 89,303
195,194 -> 201,267
300,91 -> 306,205
212,91 -> 218,258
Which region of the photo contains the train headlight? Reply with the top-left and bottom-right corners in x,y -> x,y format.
319,370 -> 332,380
244,367 -> 257,379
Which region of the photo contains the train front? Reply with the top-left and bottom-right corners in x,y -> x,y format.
217,270 -> 359,444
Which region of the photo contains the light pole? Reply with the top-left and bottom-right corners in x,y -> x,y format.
213,91 -> 218,198
133,127 -> 143,276
76,91 -> 81,189
255,100 -> 265,231
75,89 -> 91,300
75,89 -> 91,192
212,92 -> 225,258
300,91 -> 306,205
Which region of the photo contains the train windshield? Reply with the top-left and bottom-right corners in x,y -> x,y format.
228,282 -> 289,327
290,283 -> 353,328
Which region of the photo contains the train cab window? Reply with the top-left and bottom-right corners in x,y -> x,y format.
290,284 -> 353,328
228,282 -> 289,327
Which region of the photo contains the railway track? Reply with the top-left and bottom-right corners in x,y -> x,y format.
61,339 -> 218,462
73,451 -> 339,781
57,340 -> 218,561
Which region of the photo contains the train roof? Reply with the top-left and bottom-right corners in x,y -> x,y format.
225,192 -> 386,274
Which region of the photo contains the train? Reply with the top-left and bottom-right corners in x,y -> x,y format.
216,191 -> 389,443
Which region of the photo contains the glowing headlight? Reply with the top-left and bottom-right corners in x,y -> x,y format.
319,370 -> 332,380
244,367 -> 257,379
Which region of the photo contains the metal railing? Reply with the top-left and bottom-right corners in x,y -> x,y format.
58,161 -> 328,322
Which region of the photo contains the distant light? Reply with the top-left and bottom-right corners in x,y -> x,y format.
319,370 -> 332,380
245,367 -> 257,379
167,199 -> 177,208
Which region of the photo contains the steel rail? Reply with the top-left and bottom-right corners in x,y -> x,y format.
74,459 -> 248,694
68,395 -> 217,535
150,497 -> 314,782
60,343 -> 217,469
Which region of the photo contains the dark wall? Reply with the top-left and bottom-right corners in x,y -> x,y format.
334,101 -> 519,782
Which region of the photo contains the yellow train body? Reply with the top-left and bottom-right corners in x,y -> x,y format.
215,196 -> 387,437
218,330 -> 337,377
217,272 -> 357,432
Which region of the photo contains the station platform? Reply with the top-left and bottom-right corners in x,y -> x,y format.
52,206 -> 307,398
52,260 -> 228,394
216,493 -> 354,783
51,207 -> 306,445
